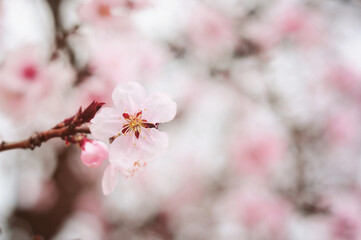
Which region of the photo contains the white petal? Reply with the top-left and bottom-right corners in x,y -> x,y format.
142,92 -> 177,123
112,82 -> 147,114
108,132 -> 164,171
90,107 -> 123,141
102,164 -> 119,195
109,135 -> 135,164
137,129 -> 168,155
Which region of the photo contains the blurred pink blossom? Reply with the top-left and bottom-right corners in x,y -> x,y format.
232,131 -> 284,176
226,187 -> 290,238
275,6 -> 322,46
0,45 -> 74,119
78,0 -> 151,31
77,76 -> 115,106
90,82 -> 176,194
328,194 -> 361,240
326,64 -> 361,99
253,5 -> 322,50
186,4 -> 236,57
325,110 -> 359,146
78,0 -> 128,30
80,138 -> 109,168
88,36 -> 165,84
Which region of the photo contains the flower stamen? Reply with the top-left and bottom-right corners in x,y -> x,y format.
120,110 -> 158,139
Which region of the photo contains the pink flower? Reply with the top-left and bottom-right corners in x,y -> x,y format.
78,0 -> 151,30
232,131 -> 284,176
326,64 -> 361,99
251,5 -> 322,50
328,194 -> 361,240
325,110 -> 359,146
78,0 -> 129,29
272,6 -> 322,47
0,45 -> 74,119
187,4 -> 236,57
225,186 -> 291,238
80,138 -> 109,168
90,82 -> 176,195
88,36 -> 165,85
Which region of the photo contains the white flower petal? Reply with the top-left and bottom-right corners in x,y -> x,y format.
109,135 -> 135,164
109,131 -> 165,169
142,92 -> 177,123
137,129 -> 168,155
112,82 -> 147,114
90,107 -> 123,141
102,164 -> 119,195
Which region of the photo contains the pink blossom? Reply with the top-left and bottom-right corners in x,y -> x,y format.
90,82 -> 176,195
252,5 -> 322,50
0,45 -> 74,119
77,76 -> 115,106
78,0 -> 126,29
187,4 -> 236,57
80,138 -> 109,168
88,36 -> 165,85
325,110 -> 359,146
0,45 -> 49,95
274,6 -> 323,47
328,194 -> 361,240
232,131 -> 284,176
226,186 -> 291,238
326,64 -> 361,99
78,0 -> 151,30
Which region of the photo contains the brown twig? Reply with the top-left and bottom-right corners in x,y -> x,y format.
0,101 -> 104,153
0,126 -> 90,152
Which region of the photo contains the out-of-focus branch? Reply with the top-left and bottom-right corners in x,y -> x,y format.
47,0 -> 62,28
263,86 -> 306,201
263,84 -> 326,214
46,0 -> 91,85
0,126 -> 90,152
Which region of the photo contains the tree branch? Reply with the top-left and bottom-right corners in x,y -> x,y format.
0,126 -> 90,152
0,101 -> 104,153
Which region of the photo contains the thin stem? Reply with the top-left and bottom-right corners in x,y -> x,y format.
0,126 -> 90,152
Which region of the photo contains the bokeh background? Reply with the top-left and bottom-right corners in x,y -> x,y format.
0,0 -> 361,239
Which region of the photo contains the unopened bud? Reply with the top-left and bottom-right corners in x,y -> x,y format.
80,138 -> 108,168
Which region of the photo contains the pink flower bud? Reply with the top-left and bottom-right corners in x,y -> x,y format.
80,139 -> 109,168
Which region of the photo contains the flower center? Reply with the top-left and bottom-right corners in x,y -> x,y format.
121,111 -> 158,139
21,65 -> 38,81
98,4 -> 111,17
